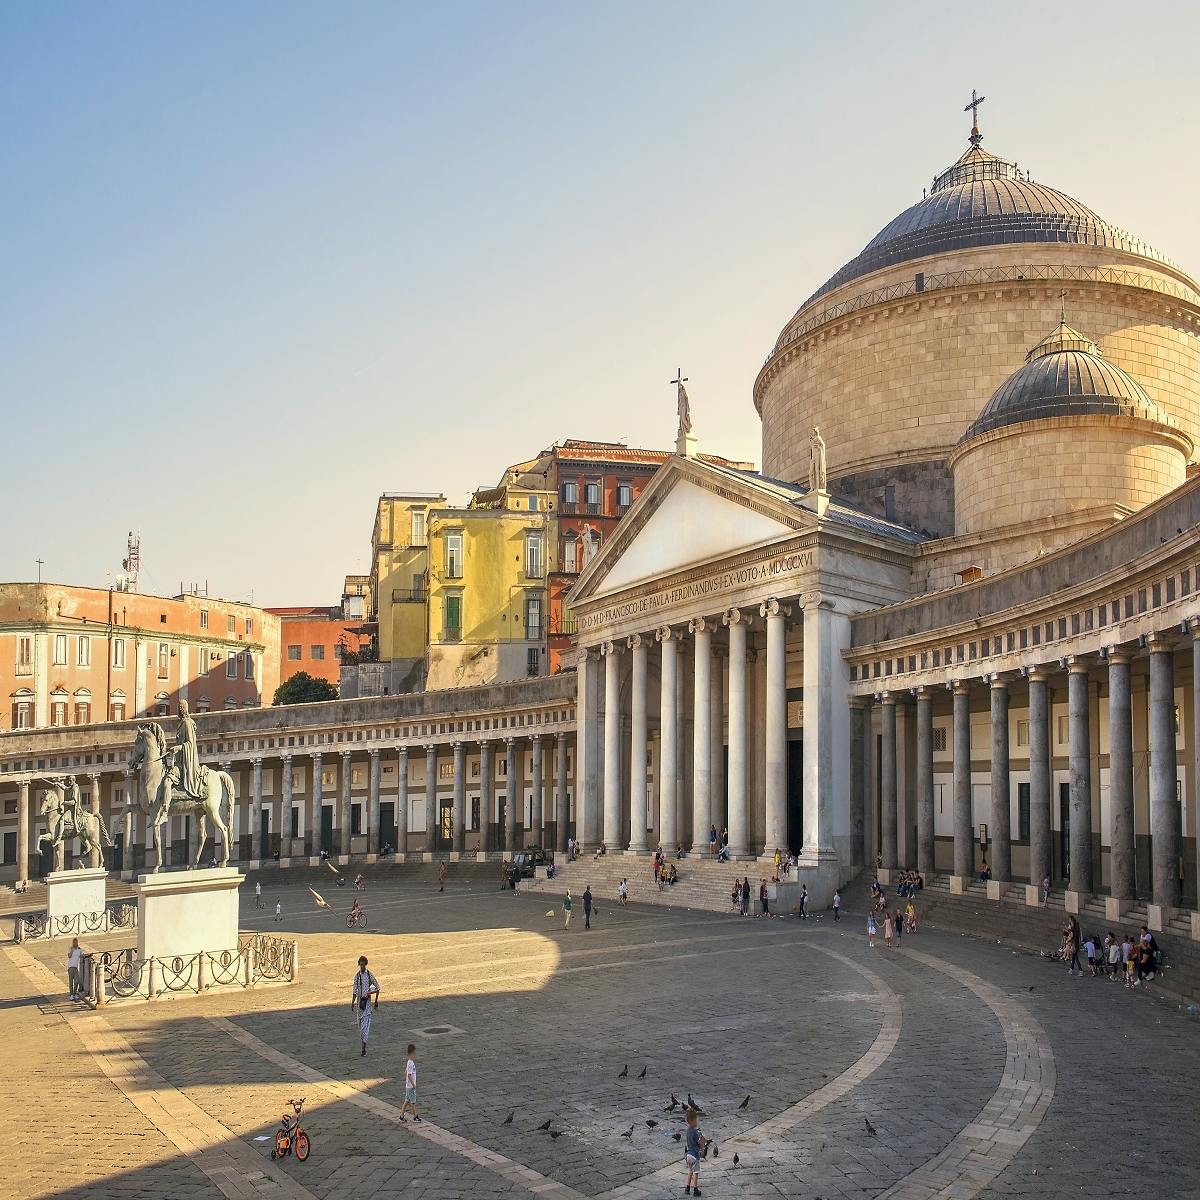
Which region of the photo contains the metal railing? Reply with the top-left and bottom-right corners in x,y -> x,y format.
391,588 -> 425,603
17,901 -> 137,943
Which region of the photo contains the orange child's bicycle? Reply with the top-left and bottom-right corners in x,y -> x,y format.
272,1098 -> 311,1162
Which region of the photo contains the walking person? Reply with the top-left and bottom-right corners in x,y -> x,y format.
398,1044 -> 421,1122
618,878 -> 628,906
67,937 -> 83,1000
759,878 -> 769,917
275,900 -> 283,923
683,1107 -> 708,1196
708,824 -> 717,858
893,907 -> 903,947
254,880 -> 263,910
351,955 -> 380,1057
867,912 -> 877,948
741,876 -> 751,917
832,889 -> 841,922
583,884 -> 593,931
884,909 -> 894,947
437,861 -> 447,892
1041,874 -> 1052,906
799,885 -> 809,920
563,889 -> 573,930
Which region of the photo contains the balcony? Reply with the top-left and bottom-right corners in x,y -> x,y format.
392,588 -> 425,603
559,501 -> 606,518
549,613 -> 577,636
525,624 -> 543,641
441,627 -> 462,643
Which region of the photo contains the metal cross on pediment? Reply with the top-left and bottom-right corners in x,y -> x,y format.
670,367 -> 688,390
965,89 -> 985,146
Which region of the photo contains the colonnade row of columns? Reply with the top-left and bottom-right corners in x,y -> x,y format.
863,627 -> 1200,911
575,595 -> 842,862
5,734 -> 575,878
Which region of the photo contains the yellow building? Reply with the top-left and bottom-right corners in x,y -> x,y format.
425,479 -> 554,690
367,493 -> 444,692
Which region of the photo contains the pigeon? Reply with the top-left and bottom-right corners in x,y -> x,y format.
308,888 -> 330,909
733,1153 -> 740,1167
712,1144 -> 719,1158
646,1119 -> 658,1129
672,1132 -> 682,1142
687,1094 -> 704,1114
665,1095 -> 680,1112
864,1117 -> 877,1137
617,1065 -> 628,1078
502,1111 -> 514,1125
549,1130 -> 563,1140
637,1066 -> 648,1079
538,1119 -> 552,1131
701,1142 -> 709,1159
738,1094 -> 750,1110
620,1126 -> 634,1139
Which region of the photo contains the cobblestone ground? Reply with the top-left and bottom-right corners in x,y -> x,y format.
6,877 -> 1198,1199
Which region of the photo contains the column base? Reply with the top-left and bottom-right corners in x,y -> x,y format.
1024,884 -> 1041,908
876,868 -> 892,886
1191,911 -> 1200,943
624,847 -> 650,856
1064,889 -> 1087,914
1146,903 -> 1168,932
1105,896 -> 1126,922
985,880 -> 1008,902
949,875 -> 969,895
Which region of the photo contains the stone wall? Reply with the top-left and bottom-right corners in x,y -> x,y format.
952,417 -> 1189,536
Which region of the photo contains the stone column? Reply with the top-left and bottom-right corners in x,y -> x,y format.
723,608 -> 751,857
87,774 -> 102,868
849,699 -> 868,870
554,733 -> 568,852
627,633 -> 649,853
368,749 -> 381,855
251,758 -> 264,861
952,681 -> 972,881
1148,634 -> 1181,908
576,646 -> 596,849
880,695 -> 898,870
310,753 -> 323,859
915,688 -> 934,876
530,735 -> 544,848
1067,658 -> 1093,895
339,750 -> 352,858
760,599 -> 791,857
688,619 -> 714,854
480,741 -> 493,853
397,747 -> 410,854
425,745 -> 437,850
1027,668 -> 1051,889
452,741 -> 466,852
988,677 -> 1011,885
17,781 -> 29,883
602,641 -> 622,851
1107,650 -> 1135,904
505,737 -> 518,850
709,647 -> 724,837
657,625 -> 680,853
1193,620 -> 1200,913
281,754 -> 293,856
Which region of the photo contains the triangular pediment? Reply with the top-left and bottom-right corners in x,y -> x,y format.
572,459 -> 808,602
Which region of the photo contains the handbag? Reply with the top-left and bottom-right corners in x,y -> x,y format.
359,996 -> 368,1011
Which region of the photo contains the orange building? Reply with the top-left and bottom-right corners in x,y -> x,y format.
0,582 -> 280,731
270,606 -> 370,689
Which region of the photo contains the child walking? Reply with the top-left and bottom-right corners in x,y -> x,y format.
399,1043 -> 421,1121
867,912 -> 877,948
684,1107 -> 708,1196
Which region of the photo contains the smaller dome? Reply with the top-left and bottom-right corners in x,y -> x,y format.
959,319 -> 1171,443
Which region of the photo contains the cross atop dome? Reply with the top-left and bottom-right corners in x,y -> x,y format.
964,89 -> 985,147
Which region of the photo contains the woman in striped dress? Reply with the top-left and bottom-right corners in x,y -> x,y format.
352,956 -> 380,1056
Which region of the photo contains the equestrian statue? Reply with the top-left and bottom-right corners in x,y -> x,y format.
129,700 -> 236,872
36,775 -> 114,868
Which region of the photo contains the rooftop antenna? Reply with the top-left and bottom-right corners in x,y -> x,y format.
122,531 -> 141,593
36,558 -> 44,584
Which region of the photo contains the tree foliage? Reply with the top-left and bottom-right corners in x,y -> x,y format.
273,671 -> 338,706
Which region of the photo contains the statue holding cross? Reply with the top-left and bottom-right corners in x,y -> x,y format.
671,368 -> 692,436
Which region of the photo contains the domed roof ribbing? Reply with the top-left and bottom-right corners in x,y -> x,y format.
959,318 -> 1170,443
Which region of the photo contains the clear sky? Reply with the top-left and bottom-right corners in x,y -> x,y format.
5,2 -> 1199,607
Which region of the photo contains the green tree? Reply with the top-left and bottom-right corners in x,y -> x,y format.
273,671 -> 338,706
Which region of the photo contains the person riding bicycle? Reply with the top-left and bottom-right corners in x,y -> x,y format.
354,873 -> 365,891
349,897 -> 364,925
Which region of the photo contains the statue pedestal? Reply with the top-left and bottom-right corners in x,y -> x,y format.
46,867 -> 108,928
135,868 -> 243,962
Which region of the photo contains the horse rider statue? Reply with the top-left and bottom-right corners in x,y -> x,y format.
166,700 -> 208,803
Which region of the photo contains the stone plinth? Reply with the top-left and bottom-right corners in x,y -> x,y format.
986,880 -> 1007,901
949,875 -> 968,895
1064,890 -> 1085,915
1191,912 -> 1200,943
876,868 -> 892,886
135,868 -> 243,962
47,867 -> 108,927
1105,896 -> 1124,922
1024,884 -> 1041,907
1145,903 -> 1166,933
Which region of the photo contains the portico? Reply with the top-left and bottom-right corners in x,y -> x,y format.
567,454 -> 916,901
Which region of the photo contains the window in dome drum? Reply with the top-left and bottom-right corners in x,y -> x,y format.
915,272 -> 924,292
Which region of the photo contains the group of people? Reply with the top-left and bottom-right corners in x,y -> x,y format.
707,824 -> 730,861
1053,918 -> 1162,988
893,870 -> 924,897
769,847 -> 797,881
866,877 -> 918,947
652,849 -> 678,887
561,885 -> 595,929
349,958 -> 420,1121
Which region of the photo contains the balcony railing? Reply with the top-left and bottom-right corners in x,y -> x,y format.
549,614 -> 577,636
392,588 -> 425,603
525,624 -> 543,641
441,627 -> 462,643
560,501 -> 605,517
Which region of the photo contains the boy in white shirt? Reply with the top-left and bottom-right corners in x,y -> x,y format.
399,1043 -> 421,1122
618,879 -> 628,906
66,938 -> 83,1000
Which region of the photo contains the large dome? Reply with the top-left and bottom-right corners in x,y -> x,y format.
959,319 -> 1170,443
794,144 -> 1172,318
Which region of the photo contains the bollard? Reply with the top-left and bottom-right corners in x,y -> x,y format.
289,942 -> 300,983
245,943 -> 256,989
95,961 -> 106,1008
197,951 -> 208,993
147,956 -> 157,1001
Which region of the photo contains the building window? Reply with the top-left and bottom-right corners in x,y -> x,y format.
1056,714 -> 1068,745
77,636 -> 90,667
54,633 -> 68,666
225,698 -> 237,709
525,594 -> 542,640
932,726 -> 947,753
563,535 -> 578,574
200,609 -> 209,629
112,638 -> 126,669
311,645 -> 325,661
157,643 -> 169,680
287,644 -> 302,661
1016,719 -> 1030,747
439,761 -> 454,780
244,651 -> 254,681
444,593 -> 463,641
75,700 -> 91,725
227,615 -> 236,634
526,495 -> 538,512
525,532 -> 544,579
561,480 -> 578,510
1018,782 -> 1031,841
245,617 -> 253,635
195,696 -> 210,713
585,480 -> 601,514
527,647 -> 540,677
445,532 -> 464,579
16,636 -> 32,677
51,698 -> 68,726
411,509 -> 426,547
617,481 -> 632,510
109,698 -> 126,723
411,573 -> 424,601
12,694 -> 33,728
226,651 -> 237,679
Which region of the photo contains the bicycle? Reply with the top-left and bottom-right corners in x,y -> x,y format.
347,908 -> 366,929
272,1098 -> 311,1162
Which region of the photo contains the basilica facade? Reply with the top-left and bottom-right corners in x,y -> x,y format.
2,109 -> 1199,929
